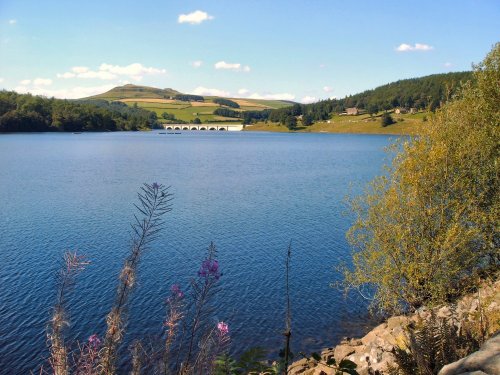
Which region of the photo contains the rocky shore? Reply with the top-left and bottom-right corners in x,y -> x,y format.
289,279 -> 499,375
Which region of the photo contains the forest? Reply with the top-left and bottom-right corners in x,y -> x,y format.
237,71 -> 474,125
0,91 -> 160,132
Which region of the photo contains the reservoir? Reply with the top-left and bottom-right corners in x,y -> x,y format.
0,131 -> 395,372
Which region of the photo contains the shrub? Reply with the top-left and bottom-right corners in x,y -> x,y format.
381,113 -> 395,127
390,313 -> 480,375
342,43 -> 500,314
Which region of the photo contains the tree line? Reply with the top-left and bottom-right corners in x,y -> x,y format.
215,71 -> 474,127
173,94 -> 204,102
0,91 -> 161,132
212,98 -> 240,108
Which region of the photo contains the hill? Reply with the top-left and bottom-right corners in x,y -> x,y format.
84,84 -> 293,123
241,71 -> 475,130
336,71 -> 473,112
87,84 -> 181,100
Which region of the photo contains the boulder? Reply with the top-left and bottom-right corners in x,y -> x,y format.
438,334 -> 500,375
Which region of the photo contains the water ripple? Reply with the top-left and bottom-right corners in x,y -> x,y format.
0,131 -> 394,373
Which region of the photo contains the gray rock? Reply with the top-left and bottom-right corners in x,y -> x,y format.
438,333 -> 500,375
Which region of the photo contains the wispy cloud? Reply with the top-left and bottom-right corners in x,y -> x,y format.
0,78 -> 4,83
14,83 -> 116,99
33,78 -> 52,86
247,92 -> 295,101
8,19 -> 17,25
57,63 -> 166,81
19,78 -> 53,86
396,43 -> 434,52
301,96 -> 317,104
237,88 -> 249,95
191,86 -> 231,97
323,86 -> 333,93
178,10 -> 214,25
190,60 -> 203,68
444,62 -> 453,68
214,61 -> 250,72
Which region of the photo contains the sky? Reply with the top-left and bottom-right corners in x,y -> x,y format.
0,0 -> 499,103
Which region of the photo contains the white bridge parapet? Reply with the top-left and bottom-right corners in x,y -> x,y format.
163,124 -> 243,131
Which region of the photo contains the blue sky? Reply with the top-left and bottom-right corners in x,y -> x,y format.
0,0 -> 498,102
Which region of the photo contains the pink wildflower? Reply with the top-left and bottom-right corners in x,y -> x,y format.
217,321 -> 229,336
198,259 -> 220,280
88,334 -> 101,349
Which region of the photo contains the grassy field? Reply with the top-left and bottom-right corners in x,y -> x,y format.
121,97 -> 291,123
245,111 -> 430,135
87,85 -> 293,123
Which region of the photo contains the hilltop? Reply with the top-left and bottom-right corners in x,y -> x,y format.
87,84 -> 182,100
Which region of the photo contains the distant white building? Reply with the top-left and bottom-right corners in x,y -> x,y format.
346,107 -> 359,115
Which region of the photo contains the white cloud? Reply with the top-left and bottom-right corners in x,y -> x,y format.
20,79 -> 31,85
301,96 -> 317,104
178,10 -> 214,25
248,92 -> 295,101
8,19 -> 17,25
396,43 -> 434,52
71,66 -> 90,74
444,62 -> 453,68
99,62 -> 165,76
191,86 -> 231,97
190,60 -> 203,68
14,83 -> 116,99
0,77 -> 4,83
214,61 -> 250,72
33,78 -> 52,86
57,63 -> 166,81
237,88 -> 249,95
77,70 -> 117,80
57,72 -> 76,79
323,86 -> 333,93
319,63 -> 327,69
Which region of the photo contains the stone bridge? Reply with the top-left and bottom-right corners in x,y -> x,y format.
163,124 -> 243,131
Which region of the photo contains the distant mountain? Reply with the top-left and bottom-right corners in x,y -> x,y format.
86,84 -> 182,100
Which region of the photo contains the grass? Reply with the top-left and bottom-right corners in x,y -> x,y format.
245,111 -> 430,135
123,98 -> 290,123
85,84 -> 293,123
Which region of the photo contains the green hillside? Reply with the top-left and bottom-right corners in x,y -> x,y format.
83,84 -> 293,123
240,71 -> 475,127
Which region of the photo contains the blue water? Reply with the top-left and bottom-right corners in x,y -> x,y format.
0,131 -> 394,373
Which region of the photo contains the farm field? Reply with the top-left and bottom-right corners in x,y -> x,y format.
118,97 -> 291,123
86,84 -> 293,123
245,111 -> 430,135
